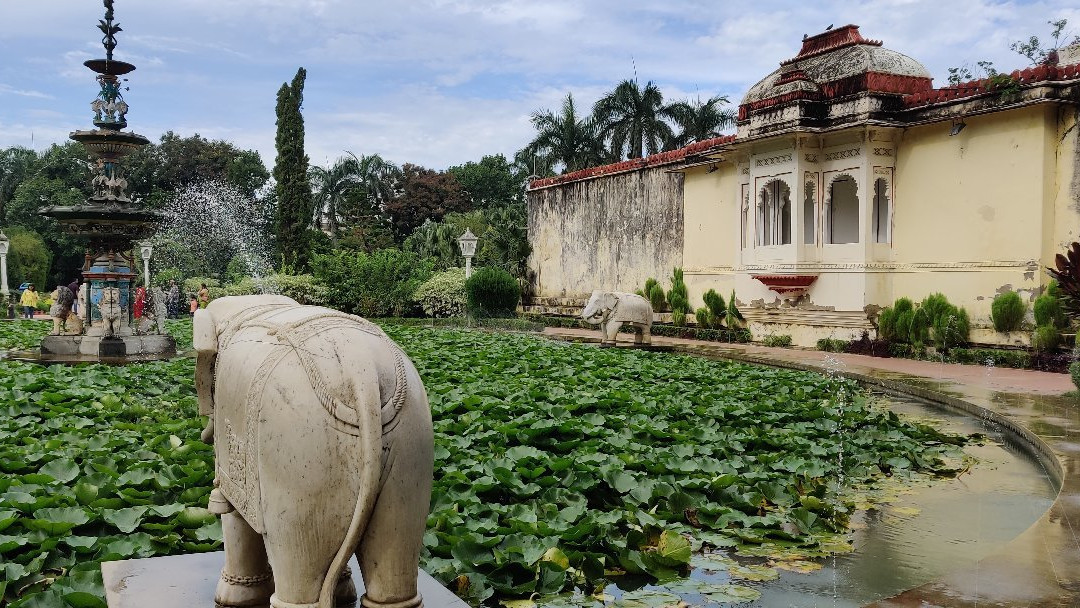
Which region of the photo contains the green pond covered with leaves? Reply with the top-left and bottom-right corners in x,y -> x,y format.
0,320 -> 969,607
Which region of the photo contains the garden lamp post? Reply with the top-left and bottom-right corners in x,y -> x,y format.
0,231 -> 9,297
139,241 -> 153,287
458,228 -> 478,279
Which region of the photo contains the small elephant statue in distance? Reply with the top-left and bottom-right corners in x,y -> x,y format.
194,295 -> 434,608
581,291 -> 652,346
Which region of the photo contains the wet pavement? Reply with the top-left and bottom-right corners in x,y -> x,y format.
544,328 -> 1080,608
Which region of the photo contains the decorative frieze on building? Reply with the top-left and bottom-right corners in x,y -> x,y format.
873,147 -> 893,157
755,153 -> 793,167
824,148 -> 861,161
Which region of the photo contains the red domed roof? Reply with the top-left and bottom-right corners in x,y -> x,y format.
740,25 -> 932,114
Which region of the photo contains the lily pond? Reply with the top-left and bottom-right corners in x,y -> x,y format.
0,320 -> 1055,607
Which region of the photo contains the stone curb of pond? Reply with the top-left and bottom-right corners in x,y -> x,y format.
542,328 -> 1080,608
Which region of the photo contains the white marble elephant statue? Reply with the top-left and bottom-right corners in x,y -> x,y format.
581,291 -> 652,346
193,295 -> 434,608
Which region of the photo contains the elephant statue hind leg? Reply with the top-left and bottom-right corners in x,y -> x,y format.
215,512 -> 274,608
635,324 -> 652,346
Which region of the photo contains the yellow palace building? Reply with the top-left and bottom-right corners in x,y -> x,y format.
525,25 -> 1080,346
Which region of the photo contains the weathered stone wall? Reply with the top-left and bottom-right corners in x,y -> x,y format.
527,168 -> 683,302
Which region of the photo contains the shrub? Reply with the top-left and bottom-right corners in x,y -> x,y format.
184,277 -> 227,301
920,293 -> 952,323
261,273 -> 329,305
1071,361 -> 1080,391
725,290 -> 745,329
877,306 -> 896,341
932,306 -> 970,350
667,268 -> 690,326
1032,325 -> 1062,352
817,338 -> 849,352
950,347 -> 1031,369
1033,292 -> 1067,329
991,291 -> 1026,332
909,308 -> 931,347
224,277 -> 258,296
642,278 -> 658,301
893,297 -> 914,315
702,289 -> 725,328
648,284 -> 667,312
895,309 -> 915,345
414,268 -> 468,318
465,267 -> 520,318
694,307 -> 713,328
312,248 -> 433,317
844,331 -> 892,357
763,334 -> 792,347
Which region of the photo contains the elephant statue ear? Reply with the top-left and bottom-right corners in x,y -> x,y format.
192,309 -> 217,354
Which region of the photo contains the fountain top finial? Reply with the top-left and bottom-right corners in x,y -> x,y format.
98,0 -> 122,62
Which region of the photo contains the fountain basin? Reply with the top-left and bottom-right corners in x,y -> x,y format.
40,334 -> 176,360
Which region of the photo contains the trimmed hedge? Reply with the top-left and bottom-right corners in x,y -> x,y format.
817,338 -> 850,353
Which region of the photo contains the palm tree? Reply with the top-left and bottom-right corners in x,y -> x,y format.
592,79 -> 673,160
662,95 -> 736,149
308,152 -> 400,240
526,94 -> 607,174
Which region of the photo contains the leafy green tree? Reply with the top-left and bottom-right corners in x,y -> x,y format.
0,146 -> 38,225
5,226 -> 52,289
125,132 -> 269,207
6,174 -> 86,286
309,152 -> 400,241
662,95 -> 736,149
447,154 -> 524,209
525,93 -> 607,174
273,67 -> 315,271
593,79 -> 673,160
384,163 -> 469,242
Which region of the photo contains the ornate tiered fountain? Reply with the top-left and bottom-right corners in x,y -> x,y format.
38,0 -> 175,360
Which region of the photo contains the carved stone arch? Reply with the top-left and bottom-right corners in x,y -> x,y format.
825,173 -> 859,244
757,178 -> 792,246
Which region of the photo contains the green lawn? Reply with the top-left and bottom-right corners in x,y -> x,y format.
0,321 -> 967,607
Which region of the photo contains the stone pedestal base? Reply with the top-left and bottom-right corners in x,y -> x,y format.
101,552 -> 468,608
40,334 -> 176,360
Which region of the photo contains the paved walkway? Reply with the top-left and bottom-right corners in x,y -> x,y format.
544,326 -> 1080,608
543,327 -> 1073,395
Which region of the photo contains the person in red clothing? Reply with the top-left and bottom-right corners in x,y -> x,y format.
134,285 -> 146,319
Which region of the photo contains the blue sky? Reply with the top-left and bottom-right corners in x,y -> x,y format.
1,1 -> 1077,171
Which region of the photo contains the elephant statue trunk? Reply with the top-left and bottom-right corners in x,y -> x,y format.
194,295 -> 433,608
581,291 -> 653,347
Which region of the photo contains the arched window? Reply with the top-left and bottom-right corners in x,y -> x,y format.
757,179 -> 791,246
826,175 -> 859,244
872,178 -> 890,243
803,181 -> 816,245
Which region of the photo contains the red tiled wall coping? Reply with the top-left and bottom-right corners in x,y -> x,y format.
527,134 -> 735,190
903,62 -> 1080,108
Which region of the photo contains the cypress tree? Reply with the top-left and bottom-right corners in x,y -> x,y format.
273,67 -> 314,271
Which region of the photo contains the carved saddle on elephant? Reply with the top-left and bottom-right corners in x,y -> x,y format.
199,302 -> 410,534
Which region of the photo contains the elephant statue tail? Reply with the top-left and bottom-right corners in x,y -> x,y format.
315,341 -> 385,608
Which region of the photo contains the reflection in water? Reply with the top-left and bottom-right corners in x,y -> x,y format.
705,394 -> 1054,607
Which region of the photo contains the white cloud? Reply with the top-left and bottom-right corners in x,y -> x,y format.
2,0 -> 1078,169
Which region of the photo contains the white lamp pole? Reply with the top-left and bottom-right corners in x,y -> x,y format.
458,228 -> 478,279
139,242 -> 153,287
0,231 -> 9,298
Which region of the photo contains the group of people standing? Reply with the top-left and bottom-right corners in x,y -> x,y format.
17,278 -> 212,321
